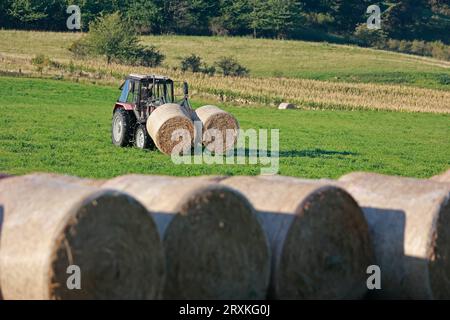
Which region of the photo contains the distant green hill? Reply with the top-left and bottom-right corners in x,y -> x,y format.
0,30 -> 449,90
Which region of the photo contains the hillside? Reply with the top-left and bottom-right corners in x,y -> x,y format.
1,30 -> 449,87
0,30 -> 449,113
0,31 -> 448,178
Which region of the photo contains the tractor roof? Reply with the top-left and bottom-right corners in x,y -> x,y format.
127,74 -> 173,82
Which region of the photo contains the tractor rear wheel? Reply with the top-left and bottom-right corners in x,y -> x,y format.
134,125 -> 152,150
112,109 -> 134,147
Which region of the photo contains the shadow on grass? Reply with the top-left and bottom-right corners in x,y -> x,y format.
236,148 -> 358,159
281,149 -> 359,158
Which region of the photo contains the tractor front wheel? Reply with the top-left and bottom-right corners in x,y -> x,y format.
134,125 -> 152,150
112,109 -> 134,147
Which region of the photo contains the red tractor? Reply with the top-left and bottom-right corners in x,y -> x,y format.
112,74 -> 191,149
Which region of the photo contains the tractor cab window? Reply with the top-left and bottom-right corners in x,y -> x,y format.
126,81 -> 137,103
140,81 -> 154,103
118,80 -> 138,104
155,82 -> 174,104
118,80 -> 129,103
140,81 -> 174,105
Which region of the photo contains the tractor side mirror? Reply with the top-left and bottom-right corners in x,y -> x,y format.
183,82 -> 189,96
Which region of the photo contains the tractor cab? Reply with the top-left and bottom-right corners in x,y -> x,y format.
112,74 -> 191,150
116,74 -> 190,123
118,75 -> 172,121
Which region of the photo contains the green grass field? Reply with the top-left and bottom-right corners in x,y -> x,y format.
0,77 -> 448,179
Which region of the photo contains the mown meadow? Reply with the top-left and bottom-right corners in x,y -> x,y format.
0,77 -> 448,179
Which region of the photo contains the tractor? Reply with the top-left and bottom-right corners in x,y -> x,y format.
111,74 -> 191,149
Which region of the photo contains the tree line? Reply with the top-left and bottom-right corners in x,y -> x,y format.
0,0 -> 449,44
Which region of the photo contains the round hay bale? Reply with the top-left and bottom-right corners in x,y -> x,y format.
32,173 -> 106,187
432,169 -> 450,183
278,103 -> 296,110
0,174 -> 165,300
339,172 -> 450,299
194,105 -> 239,154
102,175 -> 270,300
147,103 -> 195,155
220,176 -> 374,300
0,174 -> 11,181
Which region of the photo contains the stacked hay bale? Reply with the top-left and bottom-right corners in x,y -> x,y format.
147,103 -> 195,155
0,174 -> 5,300
339,172 -> 450,299
5,170 -> 449,300
0,174 -> 165,300
194,105 -> 240,154
432,169 -> 450,183
220,176 -> 374,300
100,175 -> 270,300
32,173 -> 106,187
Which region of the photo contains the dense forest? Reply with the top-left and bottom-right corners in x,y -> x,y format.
0,0 -> 449,44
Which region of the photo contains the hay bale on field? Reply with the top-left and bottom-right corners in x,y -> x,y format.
278,103 -> 296,110
147,103 -> 195,155
220,176 -> 374,300
339,172 -> 450,299
0,174 -> 165,300
194,105 -> 239,154
431,169 -> 450,183
102,175 -> 270,300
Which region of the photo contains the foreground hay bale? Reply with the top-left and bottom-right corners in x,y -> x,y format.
101,175 -> 270,300
32,173 -> 106,187
194,105 -> 239,154
431,169 -> 450,183
220,176 -> 374,300
339,172 -> 450,299
0,174 -> 11,180
147,103 -> 195,155
0,174 -> 165,300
